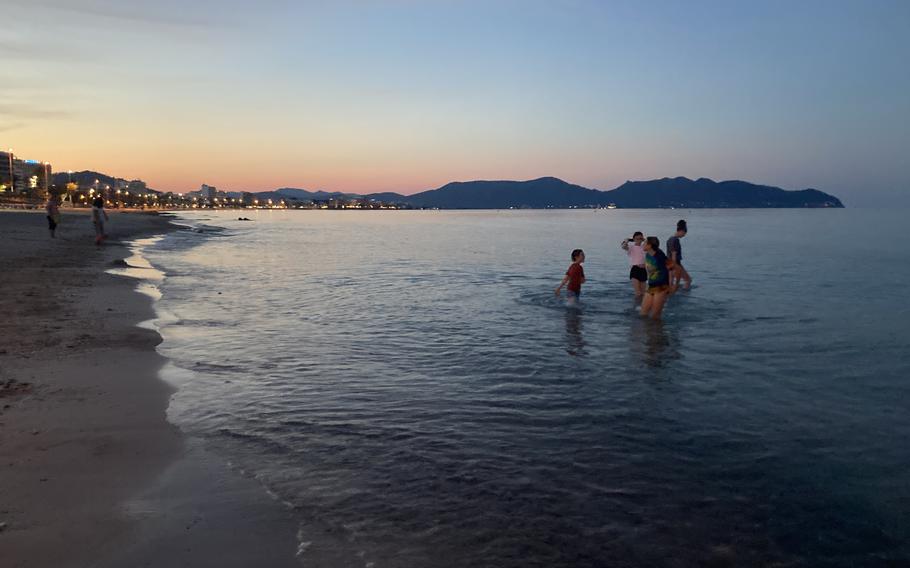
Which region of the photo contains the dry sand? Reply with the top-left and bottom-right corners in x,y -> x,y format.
0,209 -> 301,567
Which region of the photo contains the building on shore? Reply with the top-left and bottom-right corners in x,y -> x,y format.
200,184 -> 217,202
0,151 -> 51,200
128,179 -> 147,193
0,152 -> 13,194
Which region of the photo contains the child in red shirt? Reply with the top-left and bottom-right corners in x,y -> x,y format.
555,249 -> 586,305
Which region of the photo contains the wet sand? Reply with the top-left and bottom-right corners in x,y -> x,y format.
0,209 -> 301,567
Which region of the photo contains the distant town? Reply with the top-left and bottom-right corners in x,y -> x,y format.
0,151 -> 409,210
0,149 -> 844,210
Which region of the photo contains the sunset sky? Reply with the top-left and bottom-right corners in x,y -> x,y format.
2,0 -> 908,205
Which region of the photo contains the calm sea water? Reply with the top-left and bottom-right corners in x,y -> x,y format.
141,209 -> 909,567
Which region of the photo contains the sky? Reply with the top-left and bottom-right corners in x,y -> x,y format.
1,0 -> 908,205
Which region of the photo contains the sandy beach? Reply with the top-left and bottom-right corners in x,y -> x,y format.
0,209 -> 301,568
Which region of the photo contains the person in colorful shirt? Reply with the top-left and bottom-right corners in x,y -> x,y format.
641,237 -> 670,320
555,249 -> 586,306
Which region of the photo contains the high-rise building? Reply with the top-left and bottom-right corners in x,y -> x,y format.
0,151 -> 50,199
0,151 -> 13,194
200,184 -> 217,201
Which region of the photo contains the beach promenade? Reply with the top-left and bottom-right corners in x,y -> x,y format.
0,210 -> 301,568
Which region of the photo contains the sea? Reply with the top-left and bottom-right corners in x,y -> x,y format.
131,208 -> 908,567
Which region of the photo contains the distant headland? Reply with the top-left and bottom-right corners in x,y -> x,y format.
229,176 -> 845,209
0,159 -> 846,210
375,176 -> 844,209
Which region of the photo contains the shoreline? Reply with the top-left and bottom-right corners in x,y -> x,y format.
0,209 -> 181,566
0,210 -> 301,567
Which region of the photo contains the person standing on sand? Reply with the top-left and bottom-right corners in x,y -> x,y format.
641,237 -> 670,320
667,219 -> 691,292
91,196 -> 109,245
621,231 -> 647,298
555,249 -> 586,306
45,195 -> 60,238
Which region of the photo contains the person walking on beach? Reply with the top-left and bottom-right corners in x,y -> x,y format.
91,195 -> 109,245
641,237 -> 670,320
555,249 -> 586,306
45,194 -> 60,238
667,219 -> 691,291
621,231 -> 647,298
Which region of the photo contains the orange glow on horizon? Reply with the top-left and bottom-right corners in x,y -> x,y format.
8,136 -> 641,195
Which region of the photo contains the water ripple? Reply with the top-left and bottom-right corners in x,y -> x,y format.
148,210 -> 910,567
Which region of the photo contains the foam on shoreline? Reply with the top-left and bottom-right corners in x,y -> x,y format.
0,209 -> 182,567
0,210 -> 302,567
101,214 -> 305,567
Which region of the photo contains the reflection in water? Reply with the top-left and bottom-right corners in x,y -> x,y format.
630,317 -> 680,368
564,307 -> 586,356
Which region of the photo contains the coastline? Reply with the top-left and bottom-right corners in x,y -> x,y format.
0,209 -> 301,567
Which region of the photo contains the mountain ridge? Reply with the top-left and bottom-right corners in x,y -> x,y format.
50,170 -> 845,208
368,176 -> 844,208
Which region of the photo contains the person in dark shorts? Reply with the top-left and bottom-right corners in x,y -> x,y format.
667,219 -> 691,292
45,194 -> 60,238
641,237 -> 670,320
555,249 -> 586,306
621,231 -> 646,298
